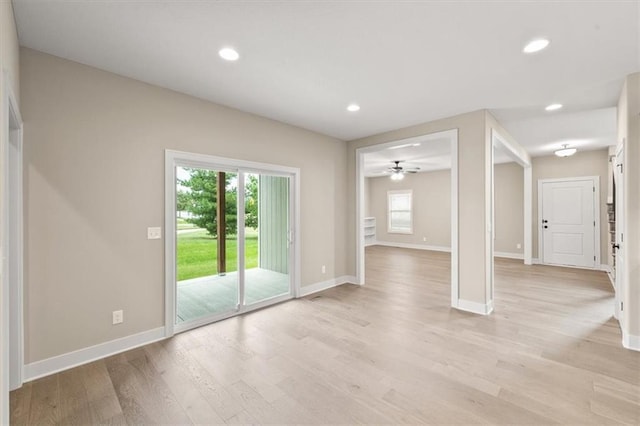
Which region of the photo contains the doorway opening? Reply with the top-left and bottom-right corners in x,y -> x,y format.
490,130 -> 532,308
165,151 -> 300,335
355,129 -> 459,306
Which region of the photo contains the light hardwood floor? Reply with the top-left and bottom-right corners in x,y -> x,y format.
11,246 -> 640,424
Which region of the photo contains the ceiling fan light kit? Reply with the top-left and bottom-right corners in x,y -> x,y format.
388,160 -> 419,180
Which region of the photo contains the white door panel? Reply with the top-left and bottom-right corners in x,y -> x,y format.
551,233 -> 583,255
541,179 -> 596,267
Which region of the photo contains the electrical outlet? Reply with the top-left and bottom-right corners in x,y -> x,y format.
321,265 -> 326,274
147,227 -> 162,240
516,243 -> 522,249
112,310 -> 123,325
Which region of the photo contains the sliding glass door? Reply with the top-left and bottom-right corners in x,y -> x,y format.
168,153 -> 296,333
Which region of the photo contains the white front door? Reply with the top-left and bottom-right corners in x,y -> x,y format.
541,178 -> 597,268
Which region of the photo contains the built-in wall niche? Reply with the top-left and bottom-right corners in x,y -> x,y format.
364,217 -> 376,246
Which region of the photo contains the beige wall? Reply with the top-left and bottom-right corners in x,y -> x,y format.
618,73 -> 640,339
348,110 -> 491,305
21,48 -> 349,363
494,162 -> 524,255
367,162 -> 523,255
531,149 -> 610,263
0,2 -> 20,422
369,169 -> 451,247
364,177 -> 371,217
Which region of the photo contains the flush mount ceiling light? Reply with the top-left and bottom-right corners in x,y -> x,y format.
523,38 -> 550,54
554,144 -> 577,157
219,47 -> 240,61
545,103 -> 563,111
347,104 -> 360,112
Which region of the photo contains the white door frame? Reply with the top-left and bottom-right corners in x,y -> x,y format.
1,69 -> 24,418
614,142 -> 625,324
355,129 -> 460,307
537,176 -> 601,268
164,150 -> 301,337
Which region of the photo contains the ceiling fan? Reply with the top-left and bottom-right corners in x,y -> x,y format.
387,160 -> 420,181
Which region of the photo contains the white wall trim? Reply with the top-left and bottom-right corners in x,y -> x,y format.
375,242 -> 524,262
524,166 -> 533,265
298,275 -> 356,297
2,68 -> 24,421
606,270 -> 615,290
532,257 -> 613,274
457,299 -> 494,315
374,241 -> 450,252
23,327 -> 166,382
450,130 -> 459,308
597,264 -> 612,273
622,329 -> 640,352
494,251 -> 524,260
487,128 -> 495,308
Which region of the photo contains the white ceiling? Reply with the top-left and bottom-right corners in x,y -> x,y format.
363,137 -> 452,177
363,133 -> 518,177
13,1 -> 640,158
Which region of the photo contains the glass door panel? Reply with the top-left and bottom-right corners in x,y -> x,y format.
243,173 -> 291,305
175,166 -> 239,323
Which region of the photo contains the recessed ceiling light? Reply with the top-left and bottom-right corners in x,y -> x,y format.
219,47 -> 239,61
523,38 -> 550,54
545,103 -> 563,111
347,104 -> 360,112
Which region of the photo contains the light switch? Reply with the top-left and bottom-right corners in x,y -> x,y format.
147,227 -> 162,240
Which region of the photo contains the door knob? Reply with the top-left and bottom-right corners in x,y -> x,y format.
543,225 -> 548,229
542,219 -> 548,223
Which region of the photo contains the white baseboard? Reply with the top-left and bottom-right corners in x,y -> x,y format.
374,241 -> 450,252
22,277 -> 357,382
374,242 -> 523,261
23,327 -> 166,382
622,329 -> 640,352
605,269 -> 615,289
597,264 -> 612,273
299,275 -> 357,297
457,299 -> 494,315
494,251 -> 524,260
532,258 -> 614,274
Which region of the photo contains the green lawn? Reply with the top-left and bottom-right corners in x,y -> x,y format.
177,229 -> 258,281
176,218 -> 199,230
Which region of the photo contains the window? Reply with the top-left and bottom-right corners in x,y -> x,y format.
388,190 -> 413,234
